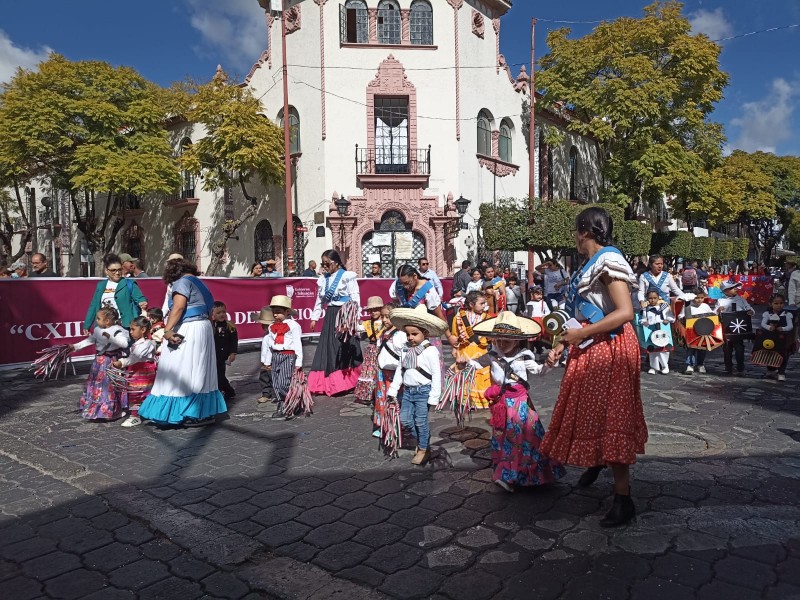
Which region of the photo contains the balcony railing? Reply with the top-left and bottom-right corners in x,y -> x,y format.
165,188 -> 197,204
355,145 -> 431,176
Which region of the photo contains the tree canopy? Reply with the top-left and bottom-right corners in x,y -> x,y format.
535,1 -> 728,215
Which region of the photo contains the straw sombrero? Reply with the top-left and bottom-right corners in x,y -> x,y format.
473,311 -> 541,339
390,306 -> 448,336
269,295 -> 293,310
366,296 -> 385,310
257,307 -> 275,324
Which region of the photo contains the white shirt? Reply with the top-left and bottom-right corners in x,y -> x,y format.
389,280 -> 442,311
543,268 -> 568,296
637,270 -> 686,303
680,301 -> 714,319
641,303 -> 674,325
466,280 -> 484,293
418,269 -> 443,296
526,300 -> 551,318
377,329 -> 407,370
487,348 -> 550,385
312,270 -> 361,320
387,342 -> 442,405
788,270 -> 800,305
73,325 -> 130,355
100,279 -> 119,311
761,310 -> 794,332
716,295 -> 754,314
118,338 -> 156,367
261,318 -> 303,368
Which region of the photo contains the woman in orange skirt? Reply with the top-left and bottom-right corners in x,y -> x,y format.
541,206 -> 647,527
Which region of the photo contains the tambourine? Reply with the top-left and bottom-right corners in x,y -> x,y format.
543,310 -> 570,336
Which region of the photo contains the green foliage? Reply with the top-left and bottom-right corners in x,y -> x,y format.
529,200 -> 580,251
479,198 -> 529,251
651,230 -> 693,258
731,237 -> 750,262
690,236 -> 715,261
617,220 -> 653,257
535,1 -> 727,213
712,240 -> 733,262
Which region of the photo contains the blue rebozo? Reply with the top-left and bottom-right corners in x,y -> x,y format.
565,246 -> 627,339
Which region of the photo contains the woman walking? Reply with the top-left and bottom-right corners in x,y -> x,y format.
308,249 -> 363,396
83,253 -> 147,332
139,258 -> 227,426
540,207 -> 648,527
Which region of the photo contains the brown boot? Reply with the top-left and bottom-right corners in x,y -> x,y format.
411,449 -> 431,465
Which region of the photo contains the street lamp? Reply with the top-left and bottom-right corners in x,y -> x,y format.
455,195 -> 470,218
40,196 -> 58,274
334,195 -> 351,217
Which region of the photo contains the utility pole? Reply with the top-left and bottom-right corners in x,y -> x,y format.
527,18 -> 536,285
281,0 -> 295,274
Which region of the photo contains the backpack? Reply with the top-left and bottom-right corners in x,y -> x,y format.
681,268 -> 698,288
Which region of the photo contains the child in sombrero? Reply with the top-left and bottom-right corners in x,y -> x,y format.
473,311 -> 566,492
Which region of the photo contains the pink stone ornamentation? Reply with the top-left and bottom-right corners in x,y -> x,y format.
472,10 -> 485,38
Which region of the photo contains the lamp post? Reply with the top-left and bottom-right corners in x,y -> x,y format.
334,195 -> 351,258
40,196 -> 57,275
454,195 -> 470,220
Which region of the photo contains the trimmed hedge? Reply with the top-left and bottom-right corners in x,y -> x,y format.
651,230 -> 693,258
732,237 -> 750,262
617,220 -> 653,257
529,200 -> 580,251
713,240 -> 733,261
479,198 -> 529,251
691,236 -> 715,261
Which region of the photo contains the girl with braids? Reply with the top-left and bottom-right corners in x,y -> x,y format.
354,296 -> 385,405
540,207 -> 648,527
70,305 -> 131,421
308,249 -> 363,396
113,316 -> 157,427
446,290 -> 493,409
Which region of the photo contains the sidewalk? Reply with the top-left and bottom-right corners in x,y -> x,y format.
1,341 -> 799,599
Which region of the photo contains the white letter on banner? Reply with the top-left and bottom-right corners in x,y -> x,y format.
234,312 -> 247,325
25,324 -> 43,341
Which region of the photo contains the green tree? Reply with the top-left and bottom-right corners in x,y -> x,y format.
178,68 -> 285,274
691,236 -> 715,262
712,239 -> 733,262
651,230 -> 692,263
534,1 -> 727,217
617,220 -> 653,258
0,54 -> 181,271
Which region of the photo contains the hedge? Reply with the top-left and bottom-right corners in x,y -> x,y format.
691,236 -> 715,262
617,220 -> 653,257
731,237 -> 750,262
478,198 -> 529,251
528,200 -> 579,251
712,240 -> 733,261
650,230 -> 693,259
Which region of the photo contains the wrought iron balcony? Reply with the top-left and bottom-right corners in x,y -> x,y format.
355,145 -> 431,176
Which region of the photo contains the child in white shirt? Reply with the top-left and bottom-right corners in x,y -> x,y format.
642,288 -> 675,374
760,293 -> 794,381
680,289 -> 713,374
373,302 -> 407,438
263,296 -> 303,418
716,282 -> 754,375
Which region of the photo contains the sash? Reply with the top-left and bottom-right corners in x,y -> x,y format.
643,271 -> 669,302
323,268 -> 346,304
566,246 -> 625,336
397,279 -> 433,309
169,275 -> 214,323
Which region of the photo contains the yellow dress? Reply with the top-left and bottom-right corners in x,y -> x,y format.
450,310 -> 493,409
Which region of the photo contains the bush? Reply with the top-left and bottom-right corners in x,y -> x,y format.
528,199 -> 579,251
691,236 -> 715,262
617,220 -> 653,257
713,240 -> 733,261
478,198 -> 529,250
731,237 -> 750,262
651,230 -> 693,259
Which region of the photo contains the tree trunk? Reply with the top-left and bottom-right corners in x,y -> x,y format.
205,201 -> 260,276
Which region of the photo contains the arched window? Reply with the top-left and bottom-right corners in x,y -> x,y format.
343,0 -> 368,44
569,146 -> 579,200
179,138 -> 195,199
361,211 -> 425,277
477,110 -> 492,156
254,220 -> 274,262
378,0 -> 401,45
277,107 -> 301,155
499,119 -> 513,163
410,1 -> 433,45
174,212 -> 199,266
283,215 -> 305,275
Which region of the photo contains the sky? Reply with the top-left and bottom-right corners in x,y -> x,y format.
0,0 -> 798,155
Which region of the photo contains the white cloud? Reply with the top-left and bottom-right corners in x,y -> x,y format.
689,7 -> 734,41
184,0 -> 266,70
729,78 -> 800,154
0,30 -> 51,83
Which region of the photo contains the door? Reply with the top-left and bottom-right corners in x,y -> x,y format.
362,211 -> 426,277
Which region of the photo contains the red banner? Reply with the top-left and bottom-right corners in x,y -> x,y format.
0,277 -> 453,368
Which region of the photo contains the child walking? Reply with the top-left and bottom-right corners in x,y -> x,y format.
262,296 -> 303,418
681,289 -> 713,374
256,308 -> 276,405
374,301 -> 406,438
72,306 -> 131,421
761,293 -> 794,382
113,316 -> 156,427
147,307 -> 165,352
526,285 -> 551,354
642,288 -> 674,374
473,312 -> 565,492
354,296 -> 384,405
717,280 -> 755,376
211,301 -> 238,400
386,307 -> 446,465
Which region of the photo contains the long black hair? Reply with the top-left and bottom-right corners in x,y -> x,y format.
575,207 -> 613,247
396,264 -> 427,279
322,249 -> 345,270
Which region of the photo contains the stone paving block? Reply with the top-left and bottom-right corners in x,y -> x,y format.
777,558 -> 800,586
38,516 -> 92,539
277,540 -> 318,563
2,575 -> 43,600
209,502 -> 261,526
697,580 -> 762,600
353,523 -> 408,549
251,504 -> 301,528
113,522 -> 155,545
108,558 -> 171,590
0,558 -> 20,582
140,539 -> 183,562
334,490 -> 380,510
388,506 -> 438,529
168,554 -> 216,580
290,490 -> 337,509
731,543 -> 788,566
21,549 -> 82,580
417,492 -> 463,513
714,555 -> 777,590
337,565 -> 386,588
208,487 -> 257,508
379,565 -> 445,600
294,504 -> 347,527
202,571 -> 250,599
82,588 -> 136,600
404,525 -> 454,548
249,488 -> 295,509
764,583 -> 800,600
44,568 -> 107,599
243,476 -> 292,493
342,505 -> 392,527
631,577 -> 697,600
434,507 -> 485,530
456,525 -> 501,549
0,536 -> 58,562
364,478 -> 405,496
170,488 -> 214,506
425,545 -> 475,571
66,497 -> 109,519
304,521 -> 359,549
0,523 -> 35,547
652,552 -> 713,587
138,577 -> 205,600
592,552 -> 652,580
440,569 -> 502,600
284,477 -> 327,494
256,521 -> 312,549
183,501 -> 217,516
364,542 -> 424,574
324,478 -> 367,496
91,511 -> 130,531
312,540 -> 373,572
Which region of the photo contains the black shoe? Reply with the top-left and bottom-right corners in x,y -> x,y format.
184,417 -> 214,427
599,493 -> 636,528
577,465 -> 605,487
271,410 -> 284,419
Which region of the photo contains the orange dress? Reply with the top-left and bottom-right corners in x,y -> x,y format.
450,310 -> 493,409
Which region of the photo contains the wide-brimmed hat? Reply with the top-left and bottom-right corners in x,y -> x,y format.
269,295 -> 292,310
720,280 -> 742,292
366,296 -> 385,310
390,306 -> 448,337
167,253 -> 184,261
257,307 -> 275,324
118,253 -> 135,262
474,311 -> 542,339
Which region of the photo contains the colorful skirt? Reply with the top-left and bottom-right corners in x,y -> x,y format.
139,319 -> 227,425
79,354 -> 128,420
540,322 -> 648,467
127,361 -> 157,414
488,384 -> 565,486
373,368 -> 395,431
308,304 -> 363,396
354,342 -> 379,405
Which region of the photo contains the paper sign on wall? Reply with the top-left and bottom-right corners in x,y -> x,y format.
367,253 -> 381,264
372,232 -> 391,247
395,232 -> 413,260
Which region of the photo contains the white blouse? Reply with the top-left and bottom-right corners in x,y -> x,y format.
389,280 -> 442,311
574,251 -> 638,320
311,270 -> 361,320
637,271 -> 686,303
118,338 -> 156,367
73,325 -> 130,355
377,329 -> 408,370
487,348 -> 550,385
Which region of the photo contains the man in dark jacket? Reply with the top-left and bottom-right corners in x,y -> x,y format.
452,260 -> 472,297
28,253 -> 58,277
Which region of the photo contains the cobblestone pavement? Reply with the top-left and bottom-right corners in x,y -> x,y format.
1,339 -> 799,600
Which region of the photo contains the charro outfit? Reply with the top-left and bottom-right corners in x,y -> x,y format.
262,318 -> 303,404
373,326 -> 407,435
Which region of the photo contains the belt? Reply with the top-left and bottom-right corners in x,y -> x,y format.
403,382 -> 432,390
275,350 -> 296,355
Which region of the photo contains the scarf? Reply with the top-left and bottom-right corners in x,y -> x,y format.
270,322 -> 291,345
401,340 -> 430,371
323,268 -> 345,304
455,309 -> 482,348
